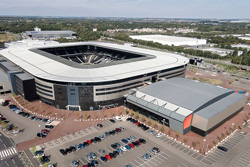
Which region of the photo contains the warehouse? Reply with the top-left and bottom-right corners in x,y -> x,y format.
129,35 -> 207,46
126,78 -> 247,136
0,41 -> 188,111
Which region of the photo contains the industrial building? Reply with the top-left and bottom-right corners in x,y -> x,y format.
126,78 -> 246,136
0,41 -> 188,111
23,27 -> 76,40
129,35 -> 207,46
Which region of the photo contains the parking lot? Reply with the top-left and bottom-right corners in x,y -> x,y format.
200,131 -> 247,166
43,119 -> 201,167
231,148 -> 250,167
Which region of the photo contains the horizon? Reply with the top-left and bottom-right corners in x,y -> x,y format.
0,0 -> 250,19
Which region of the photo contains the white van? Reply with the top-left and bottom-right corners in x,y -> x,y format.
0,99 -> 5,105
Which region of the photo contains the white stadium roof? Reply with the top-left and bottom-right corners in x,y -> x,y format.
0,41 -> 188,83
130,35 -> 207,46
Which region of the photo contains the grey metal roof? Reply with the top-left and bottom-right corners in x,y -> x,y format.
0,62 -> 20,71
25,30 -> 76,35
127,94 -> 185,122
195,93 -> 245,119
15,73 -> 34,81
139,78 -> 234,111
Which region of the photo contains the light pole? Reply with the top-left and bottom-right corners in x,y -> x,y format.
40,101 -> 42,114
232,123 -> 235,132
55,113 -> 57,120
22,94 -> 25,106
205,144 -> 209,154
38,124 -> 41,132
99,105 -> 101,119
201,139 -> 206,154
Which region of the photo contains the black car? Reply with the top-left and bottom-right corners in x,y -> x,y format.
41,156 -> 50,164
217,146 -> 228,152
113,151 -> 119,156
69,146 -> 76,152
91,160 -> 99,165
139,138 -> 146,144
109,119 -> 116,123
9,104 -> 16,109
126,117 -> 132,121
111,144 -> 118,149
37,132 -> 47,138
83,142 -> 89,147
2,101 -> 9,106
65,148 -> 72,154
109,152 -> 116,158
94,137 -> 101,142
87,162 -> 95,167
59,149 -> 67,156
91,138 -> 97,143
18,112 -> 24,115
132,141 -> 139,147
45,124 -> 54,129
97,124 -> 103,128
105,132 -> 110,136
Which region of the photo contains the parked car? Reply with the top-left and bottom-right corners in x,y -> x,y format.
139,138 -> 146,144
149,130 -> 155,135
35,150 -> 44,156
9,104 -> 16,109
109,152 -> 116,158
97,124 -> 103,128
45,124 -> 54,129
37,132 -> 47,138
72,160 -> 79,167
41,156 -> 50,164
150,147 -> 160,154
217,146 -> 228,152
59,149 -> 67,156
109,119 -> 116,123
126,117 -> 132,121
100,156 -> 108,162
98,149 -> 105,155
115,116 -> 122,121
122,139 -> 128,144
141,153 -> 152,161
156,133 -> 163,138
105,154 -> 112,160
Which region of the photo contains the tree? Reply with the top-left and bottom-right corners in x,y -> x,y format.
232,48 -> 238,57
31,146 -> 36,155
161,125 -> 166,132
84,112 -> 88,119
141,116 -> 146,122
154,121 -> 158,128
135,112 -> 139,119
148,118 -> 152,126
175,133 -> 180,140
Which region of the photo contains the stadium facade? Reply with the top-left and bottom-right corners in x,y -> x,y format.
0,41 -> 188,111
126,78 -> 247,136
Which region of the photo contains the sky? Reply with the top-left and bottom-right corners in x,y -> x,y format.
0,0 -> 249,19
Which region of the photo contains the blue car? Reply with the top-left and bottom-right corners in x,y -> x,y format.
79,143 -> 84,149
117,148 -> 123,154
34,150 -> 44,156
101,156 -> 107,162
125,145 -> 131,150
12,107 -> 19,111
122,139 -> 128,144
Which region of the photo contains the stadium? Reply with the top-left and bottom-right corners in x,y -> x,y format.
0,41 -> 188,111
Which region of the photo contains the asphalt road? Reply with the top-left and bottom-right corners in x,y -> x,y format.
0,155 -> 24,167
0,132 -> 14,150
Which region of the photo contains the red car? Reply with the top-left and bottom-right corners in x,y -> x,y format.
82,165 -> 88,167
115,128 -> 121,133
135,122 -> 140,126
86,140 -> 92,144
128,143 -> 135,148
41,129 -> 50,134
105,154 -> 112,160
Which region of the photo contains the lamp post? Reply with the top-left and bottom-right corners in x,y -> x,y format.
22,94 -> 25,106
232,123 -> 235,132
205,144 -> 209,154
201,139 -> 206,154
40,101 -> 42,114
55,113 -> 57,120
99,105 -> 101,119
38,124 -> 41,132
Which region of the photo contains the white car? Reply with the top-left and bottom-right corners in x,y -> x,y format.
121,146 -> 127,152
156,133 -> 163,138
115,116 -> 122,121
12,130 -> 19,134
